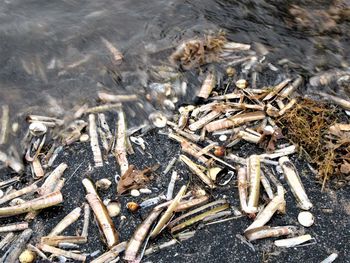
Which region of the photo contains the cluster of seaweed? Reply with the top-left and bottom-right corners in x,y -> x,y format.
277,98 -> 349,189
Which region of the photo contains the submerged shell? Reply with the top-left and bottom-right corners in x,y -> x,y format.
235,79 -> 248,89
226,67 -> 236,77
298,211 -> 314,227
149,112 -> 167,128
29,122 -> 47,136
107,202 -> 121,217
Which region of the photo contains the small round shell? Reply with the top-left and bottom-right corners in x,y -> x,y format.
149,112 -> 167,128
29,122 -> 47,136
219,135 -> 227,142
235,79 -> 248,89
79,134 -> 89,142
96,178 -> 112,190
19,249 -> 36,263
127,201 -> 140,212
226,67 -> 236,77
298,211 -> 314,227
130,189 -> 140,197
213,146 -> 225,157
107,202 -> 121,217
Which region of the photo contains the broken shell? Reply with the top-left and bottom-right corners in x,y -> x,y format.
107,202 -> 121,217
19,249 -> 36,263
95,178 -> 112,190
79,134 -> 89,142
164,99 -> 175,111
298,211 -> 314,227
0,189 -> 3,199
149,112 -> 167,128
226,67 -> 236,77
130,136 -> 146,150
235,79 -> 248,89
130,189 -> 140,197
127,201 -> 140,212
29,122 -> 47,136
213,146 -> 225,157
207,167 -> 223,181
193,187 -> 206,197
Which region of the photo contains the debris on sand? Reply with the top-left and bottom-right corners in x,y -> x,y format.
0,32 -> 349,263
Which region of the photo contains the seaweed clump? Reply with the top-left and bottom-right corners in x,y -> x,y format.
169,32 -> 227,70
277,98 -> 349,188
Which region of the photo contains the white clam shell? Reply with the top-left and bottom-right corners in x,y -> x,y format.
79,134 -> 89,142
298,211 -> 314,227
130,189 -> 140,197
107,202 -> 121,217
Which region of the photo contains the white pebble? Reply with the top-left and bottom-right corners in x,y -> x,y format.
298,211 -> 314,227
130,189 -> 140,197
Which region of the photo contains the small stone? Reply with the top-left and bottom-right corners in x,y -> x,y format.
96,178 -> 112,190
298,211 -> 314,227
130,189 -> 140,197
107,202 -> 121,217
80,134 -> 89,142
139,188 -> 152,194
19,249 -> 36,263
219,135 -> 227,141
235,79 -> 248,89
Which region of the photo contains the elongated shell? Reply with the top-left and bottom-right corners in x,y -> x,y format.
197,72 -> 216,99
279,157 -> 312,210
246,155 -> 260,213
274,234 -> 313,248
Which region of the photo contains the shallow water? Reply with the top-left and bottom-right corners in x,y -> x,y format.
0,0 -> 349,122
